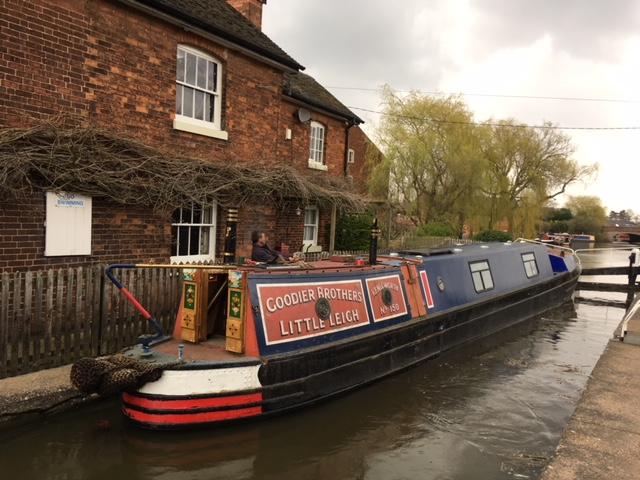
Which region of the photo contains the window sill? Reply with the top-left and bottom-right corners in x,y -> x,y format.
307,161 -> 328,171
173,116 -> 228,141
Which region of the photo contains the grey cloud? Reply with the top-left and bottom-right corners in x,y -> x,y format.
471,0 -> 640,60
264,0 -> 446,89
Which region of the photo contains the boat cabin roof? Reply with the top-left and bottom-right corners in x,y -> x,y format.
237,241 -> 549,276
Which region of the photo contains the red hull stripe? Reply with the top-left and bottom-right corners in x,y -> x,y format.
123,405 -> 262,425
122,392 -> 263,411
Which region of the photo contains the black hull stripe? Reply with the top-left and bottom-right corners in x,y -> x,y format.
164,359 -> 262,371
122,401 -> 263,415
127,388 -> 262,401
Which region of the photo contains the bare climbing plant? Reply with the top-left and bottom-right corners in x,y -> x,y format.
0,121 -> 366,213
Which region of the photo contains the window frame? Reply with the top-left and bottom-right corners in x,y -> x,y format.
170,201 -> 217,263
348,148 -> 355,164
303,205 -> 319,246
308,121 -> 327,170
469,260 -> 494,293
521,252 -> 539,278
174,45 -> 227,140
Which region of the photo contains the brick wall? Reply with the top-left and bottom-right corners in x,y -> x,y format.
277,100 -> 350,175
0,0 -> 355,269
347,126 -> 384,195
0,0 -> 283,165
0,192 -> 171,272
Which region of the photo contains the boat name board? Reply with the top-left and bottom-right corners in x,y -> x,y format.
255,280 -> 370,345
365,274 -> 409,322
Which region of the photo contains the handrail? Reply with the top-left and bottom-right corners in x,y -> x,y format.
574,246 -> 637,254
620,294 -> 640,340
513,238 -> 577,255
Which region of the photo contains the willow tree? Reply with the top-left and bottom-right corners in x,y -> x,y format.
371,87 -> 484,235
566,195 -> 608,236
478,120 -> 596,236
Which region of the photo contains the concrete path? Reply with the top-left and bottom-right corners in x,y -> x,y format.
0,365 -> 93,428
541,338 -> 640,479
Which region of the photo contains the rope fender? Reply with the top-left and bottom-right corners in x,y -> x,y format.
70,355 -> 168,397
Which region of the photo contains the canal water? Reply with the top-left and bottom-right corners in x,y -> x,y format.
0,249 -> 631,480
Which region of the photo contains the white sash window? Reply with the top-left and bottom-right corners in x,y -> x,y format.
171,202 -> 217,263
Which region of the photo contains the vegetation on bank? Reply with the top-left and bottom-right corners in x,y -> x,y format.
335,213 -> 374,250
367,88 -> 599,240
542,196 -> 609,239
472,230 -> 514,243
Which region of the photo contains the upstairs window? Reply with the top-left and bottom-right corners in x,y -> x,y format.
175,46 -> 225,137
171,202 -> 217,263
522,252 -> 539,278
469,260 -> 494,293
308,121 -> 326,169
303,206 -> 319,246
348,148 -> 355,164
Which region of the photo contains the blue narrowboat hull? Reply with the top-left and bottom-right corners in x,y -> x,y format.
258,266 -> 579,417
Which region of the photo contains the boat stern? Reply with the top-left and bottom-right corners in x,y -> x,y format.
122,362 -> 264,429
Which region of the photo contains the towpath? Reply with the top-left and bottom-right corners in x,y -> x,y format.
0,364 -> 92,428
541,304 -> 640,480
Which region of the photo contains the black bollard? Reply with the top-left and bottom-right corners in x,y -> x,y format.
626,250 -> 638,309
223,207 -> 239,264
369,217 -> 380,265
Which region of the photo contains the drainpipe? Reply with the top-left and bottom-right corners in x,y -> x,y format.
329,204 -> 337,252
343,120 -> 355,176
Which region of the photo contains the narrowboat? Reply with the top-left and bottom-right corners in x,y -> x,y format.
570,234 -> 596,249
109,240 -> 580,429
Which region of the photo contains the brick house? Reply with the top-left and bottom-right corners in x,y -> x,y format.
0,0 -> 383,272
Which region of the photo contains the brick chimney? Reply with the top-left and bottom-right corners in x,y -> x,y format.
227,0 -> 266,30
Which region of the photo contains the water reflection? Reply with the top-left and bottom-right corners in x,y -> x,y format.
0,250 -> 627,480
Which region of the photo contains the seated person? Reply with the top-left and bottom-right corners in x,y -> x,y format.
251,231 -> 286,264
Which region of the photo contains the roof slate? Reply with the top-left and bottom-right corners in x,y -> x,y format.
284,72 -> 363,123
133,0 -> 303,70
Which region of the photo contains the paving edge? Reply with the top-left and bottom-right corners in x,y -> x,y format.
0,387 -> 99,429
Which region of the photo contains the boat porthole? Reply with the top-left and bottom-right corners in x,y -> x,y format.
437,276 -> 446,292
315,298 -> 332,320
381,288 -> 393,306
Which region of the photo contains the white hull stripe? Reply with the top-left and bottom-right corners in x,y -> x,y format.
137,365 -> 262,396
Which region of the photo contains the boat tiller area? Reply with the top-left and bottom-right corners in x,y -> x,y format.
105,264 -> 171,347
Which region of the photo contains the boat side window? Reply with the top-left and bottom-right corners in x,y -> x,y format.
521,252 -> 539,278
469,260 -> 494,293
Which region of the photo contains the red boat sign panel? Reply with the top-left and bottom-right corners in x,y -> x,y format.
420,270 -> 435,309
256,280 -> 370,345
365,274 -> 409,322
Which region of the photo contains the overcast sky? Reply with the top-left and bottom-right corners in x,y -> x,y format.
263,0 -> 640,213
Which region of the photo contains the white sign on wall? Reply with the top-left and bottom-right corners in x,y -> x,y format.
45,192 -> 92,256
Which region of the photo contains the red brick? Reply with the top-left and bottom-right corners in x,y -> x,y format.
0,0 -> 373,270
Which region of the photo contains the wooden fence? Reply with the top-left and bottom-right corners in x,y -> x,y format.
0,265 -> 181,379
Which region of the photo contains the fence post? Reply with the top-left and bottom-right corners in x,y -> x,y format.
99,264 -> 110,356
0,272 -> 8,378
92,264 -> 103,357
